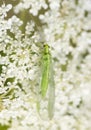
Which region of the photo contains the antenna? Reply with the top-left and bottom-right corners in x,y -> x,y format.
30,14 -> 45,43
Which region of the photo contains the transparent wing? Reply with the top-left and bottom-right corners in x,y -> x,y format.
48,57 -> 55,119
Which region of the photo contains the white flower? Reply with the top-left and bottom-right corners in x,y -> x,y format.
0,0 -> 91,130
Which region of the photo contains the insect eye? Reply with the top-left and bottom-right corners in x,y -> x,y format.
43,44 -> 50,48
43,44 -> 47,47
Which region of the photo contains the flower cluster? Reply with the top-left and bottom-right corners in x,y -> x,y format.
0,0 -> 91,130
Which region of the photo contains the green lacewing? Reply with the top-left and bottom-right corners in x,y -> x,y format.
40,44 -> 55,119
40,44 -> 50,97
30,15 -> 55,119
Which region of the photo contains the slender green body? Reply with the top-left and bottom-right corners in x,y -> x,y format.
41,44 -> 51,97
40,44 -> 55,119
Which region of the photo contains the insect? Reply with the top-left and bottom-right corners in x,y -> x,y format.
40,43 -> 55,119
40,44 -> 51,97
30,15 -> 55,119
